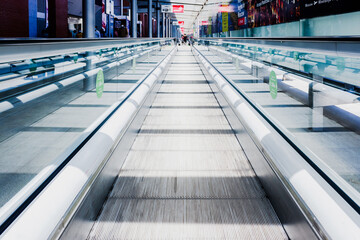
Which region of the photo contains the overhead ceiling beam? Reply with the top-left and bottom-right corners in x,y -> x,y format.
192,0 -> 209,27
156,1 -> 204,6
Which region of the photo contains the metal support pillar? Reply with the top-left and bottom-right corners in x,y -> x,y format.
156,2 -> 160,38
83,0 -> 95,91
167,17 -> 170,37
83,0 -> 95,38
121,0 -> 124,15
163,13 -> 165,38
166,15 -> 168,38
83,52 -> 95,91
132,0 -> 137,38
148,0 -> 152,38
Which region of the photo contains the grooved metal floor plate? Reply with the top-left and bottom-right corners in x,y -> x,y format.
88,46 -> 288,239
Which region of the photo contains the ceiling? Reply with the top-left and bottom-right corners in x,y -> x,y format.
68,0 -> 230,34
154,0 -> 232,33
68,0 -> 82,17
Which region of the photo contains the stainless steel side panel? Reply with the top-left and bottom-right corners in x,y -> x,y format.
58,54 -> 173,240
194,49 -> 319,240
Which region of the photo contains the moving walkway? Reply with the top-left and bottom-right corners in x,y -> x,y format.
0,39 -> 359,239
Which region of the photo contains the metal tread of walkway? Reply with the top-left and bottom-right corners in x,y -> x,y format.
87,46 -> 288,239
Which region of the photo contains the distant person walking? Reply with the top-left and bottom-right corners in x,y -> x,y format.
182,34 -> 188,45
76,31 -> 83,38
119,25 -> 128,37
95,26 -> 101,38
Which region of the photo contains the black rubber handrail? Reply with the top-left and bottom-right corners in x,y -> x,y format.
199,36 -> 360,42
0,38 -> 175,45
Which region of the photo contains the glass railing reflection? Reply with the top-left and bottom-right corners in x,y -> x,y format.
221,42 -> 360,93
198,39 -> 360,208
0,39 -> 174,225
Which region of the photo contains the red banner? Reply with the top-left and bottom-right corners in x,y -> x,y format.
173,5 -> 184,13
238,17 -> 245,26
201,21 -> 208,25
178,21 -> 184,26
102,0 -> 106,31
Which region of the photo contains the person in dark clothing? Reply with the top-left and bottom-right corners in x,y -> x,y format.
119,25 -> 128,37
182,34 -> 188,45
189,36 -> 193,46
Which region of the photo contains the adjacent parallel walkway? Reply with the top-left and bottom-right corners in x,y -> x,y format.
87,46 -> 287,239
0,49 -> 169,209
198,47 -> 360,192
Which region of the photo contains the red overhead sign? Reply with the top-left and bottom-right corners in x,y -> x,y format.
219,5 -> 230,13
201,21 -> 208,25
173,5 -> 184,13
178,21 -> 184,26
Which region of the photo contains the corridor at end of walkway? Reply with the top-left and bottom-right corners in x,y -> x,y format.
88,46 -> 288,239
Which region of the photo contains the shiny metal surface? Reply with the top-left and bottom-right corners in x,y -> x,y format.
58,50 -> 173,240
1,46 -> 176,239
86,46 -> 287,239
194,45 -> 360,239
195,49 -> 319,239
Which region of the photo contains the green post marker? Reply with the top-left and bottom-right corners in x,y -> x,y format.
336,57 -> 345,71
29,60 -> 37,72
73,54 -> 79,63
96,69 -> 104,98
236,58 -> 239,73
269,70 -> 278,99
293,51 -> 299,61
132,57 -> 136,73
